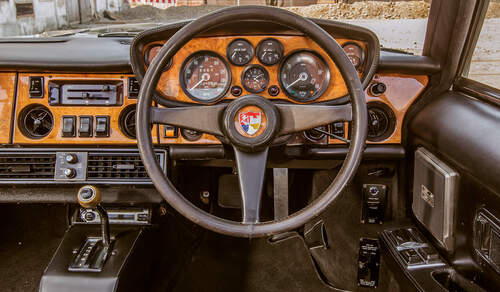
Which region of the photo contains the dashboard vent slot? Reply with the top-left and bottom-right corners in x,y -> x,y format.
0,153 -> 56,179
87,152 -> 163,181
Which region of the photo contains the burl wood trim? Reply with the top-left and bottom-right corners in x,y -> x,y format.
0,73 -> 16,144
328,73 -> 429,144
144,36 -> 366,104
13,73 -> 157,145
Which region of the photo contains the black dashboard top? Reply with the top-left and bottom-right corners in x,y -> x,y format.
0,19 -> 440,75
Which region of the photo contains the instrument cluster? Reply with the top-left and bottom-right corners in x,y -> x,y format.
143,36 -> 366,104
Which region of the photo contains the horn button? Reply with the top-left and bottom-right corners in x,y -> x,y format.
222,95 -> 280,152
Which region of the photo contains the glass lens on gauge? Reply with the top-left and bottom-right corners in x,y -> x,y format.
256,38 -> 284,66
227,39 -> 254,66
342,43 -> 364,69
241,65 -> 269,93
181,52 -> 231,102
279,51 -> 330,102
145,44 -> 172,70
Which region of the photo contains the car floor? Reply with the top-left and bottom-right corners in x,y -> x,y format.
0,205 -> 67,292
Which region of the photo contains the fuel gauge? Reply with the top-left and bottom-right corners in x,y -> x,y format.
256,38 -> 284,66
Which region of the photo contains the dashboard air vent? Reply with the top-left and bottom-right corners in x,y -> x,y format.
367,102 -> 396,142
87,152 -> 161,181
19,105 -> 54,139
119,105 -> 137,139
0,153 -> 56,179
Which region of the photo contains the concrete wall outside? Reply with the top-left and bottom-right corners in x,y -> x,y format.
0,0 -> 127,37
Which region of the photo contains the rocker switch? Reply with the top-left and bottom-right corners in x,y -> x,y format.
95,116 -> 109,137
29,76 -> 44,98
78,116 -> 92,137
62,116 -> 76,137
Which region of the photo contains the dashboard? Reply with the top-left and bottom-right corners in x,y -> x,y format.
0,19 -> 430,150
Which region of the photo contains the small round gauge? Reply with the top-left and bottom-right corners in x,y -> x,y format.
226,39 -> 254,66
342,42 -> 365,69
144,44 -> 173,70
279,51 -> 330,102
241,65 -> 269,93
256,38 -> 284,66
180,51 -> 231,103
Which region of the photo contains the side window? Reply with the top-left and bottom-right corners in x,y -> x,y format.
465,1 -> 500,89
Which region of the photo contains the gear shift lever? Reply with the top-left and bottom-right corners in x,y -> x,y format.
69,185 -> 112,272
77,185 -> 110,247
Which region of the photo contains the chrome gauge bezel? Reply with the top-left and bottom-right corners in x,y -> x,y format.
179,50 -> 232,104
278,49 -> 331,102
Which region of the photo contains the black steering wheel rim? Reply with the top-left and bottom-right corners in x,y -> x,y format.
136,6 -> 367,238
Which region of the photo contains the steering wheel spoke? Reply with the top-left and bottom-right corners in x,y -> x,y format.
150,105 -> 226,136
276,104 -> 352,136
233,147 -> 269,224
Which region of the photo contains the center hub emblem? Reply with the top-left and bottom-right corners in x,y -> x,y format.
235,106 -> 266,137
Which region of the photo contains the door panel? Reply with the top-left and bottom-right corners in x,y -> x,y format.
408,90 -> 500,287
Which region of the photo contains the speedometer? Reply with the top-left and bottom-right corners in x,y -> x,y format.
279,51 -> 330,102
180,51 -> 231,103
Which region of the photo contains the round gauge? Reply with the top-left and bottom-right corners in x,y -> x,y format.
241,65 -> 269,93
342,42 -> 365,69
256,38 -> 284,66
145,44 -> 172,70
279,51 -> 330,102
226,39 -> 254,66
180,51 -> 231,103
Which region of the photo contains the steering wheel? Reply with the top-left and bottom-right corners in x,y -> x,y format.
137,6 -> 367,238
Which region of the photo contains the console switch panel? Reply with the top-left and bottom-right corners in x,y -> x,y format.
361,184 -> 387,224
358,238 -> 380,288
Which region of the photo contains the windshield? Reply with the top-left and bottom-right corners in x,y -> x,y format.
0,1 -> 433,54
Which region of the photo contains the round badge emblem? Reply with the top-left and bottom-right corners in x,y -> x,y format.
234,105 -> 267,138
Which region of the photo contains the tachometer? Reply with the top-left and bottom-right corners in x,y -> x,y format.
180,51 -> 231,103
279,51 -> 330,102
241,65 -> 269,93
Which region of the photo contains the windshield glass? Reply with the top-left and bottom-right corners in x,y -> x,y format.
0,1 -> 433,54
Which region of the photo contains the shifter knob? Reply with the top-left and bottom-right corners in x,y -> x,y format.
77,185 -> 101,209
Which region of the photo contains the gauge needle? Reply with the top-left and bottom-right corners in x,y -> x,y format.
286,72 -> 308,89
189,73 -> 209,90
253,74 -> 264,81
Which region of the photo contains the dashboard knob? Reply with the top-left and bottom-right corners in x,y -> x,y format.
65,153 -> 78,164
370,83 -> 386,96
63,168 -> 76,178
